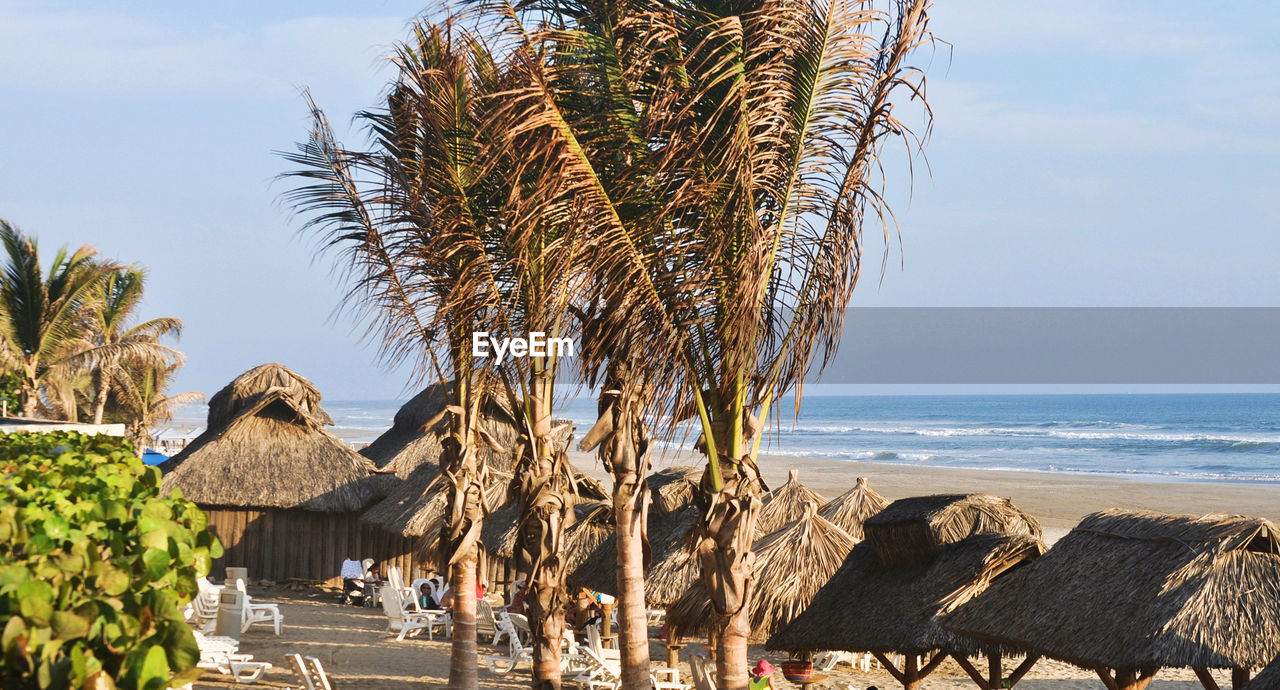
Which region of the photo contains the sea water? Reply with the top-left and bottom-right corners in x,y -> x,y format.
168,394 -> 1280,483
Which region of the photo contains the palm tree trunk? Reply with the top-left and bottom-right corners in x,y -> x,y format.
92,372 -> 109,425
583,368 -> 653,690
514,383 -> 574,689
444,374 -> 486,689
694,425 -> 764,690
20,367 -> 39,418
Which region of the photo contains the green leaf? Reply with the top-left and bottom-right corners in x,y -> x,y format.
137,644 -> 170,689
142,547 -> 170,580
51,611 -> 90,640
18,580 -> 54,624
43,515 -> 70,541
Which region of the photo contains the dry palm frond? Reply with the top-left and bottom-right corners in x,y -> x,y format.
819,476 -> 890,540
668,502 -> 855,641
756,468 -> 827,535
944,510 -> 1280,672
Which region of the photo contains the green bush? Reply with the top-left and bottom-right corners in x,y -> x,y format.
0,432 -> 222,689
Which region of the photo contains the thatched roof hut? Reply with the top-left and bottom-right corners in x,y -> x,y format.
649,465 -> 702,516
756,468 -> 826,535
944,510 -> 1280,689
361,465 -> 512,540
568,501 -> 702,607
1248,654 -> 1280,690
667,502 -> 857,642
819,476 -> 889,540
359,381 -> 573,479
479,466 -> 610,561
768,494 -> 1046,690
160,363 -> 381,512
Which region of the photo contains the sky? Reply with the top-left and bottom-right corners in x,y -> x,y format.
1,1 -> 1278,401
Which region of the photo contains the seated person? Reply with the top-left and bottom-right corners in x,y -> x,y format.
508,579 -> 528,616
340,558 -> 365,605
748,659 -> 775,690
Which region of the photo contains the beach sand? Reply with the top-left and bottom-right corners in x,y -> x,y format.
193,454 -> 1279,688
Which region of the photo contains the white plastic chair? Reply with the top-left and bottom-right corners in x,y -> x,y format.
652,667 -> 692,690
646,608 -> 666,627
287,653 -> 334,690
380,585 -> 449,641
476,598 -> 501,643
234,580 -> 283,635
689,654 -> 717,690
186,579 -> 222,632
486,612 -> 534,674
572,643 -> 623,690
193,630 -> 271,683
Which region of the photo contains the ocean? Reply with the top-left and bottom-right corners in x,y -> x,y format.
167,394 -> 1280,484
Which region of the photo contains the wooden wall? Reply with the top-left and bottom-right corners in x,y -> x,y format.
202,507 -> 420,585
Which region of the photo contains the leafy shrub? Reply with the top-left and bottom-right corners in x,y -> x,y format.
0,432 -> 222,689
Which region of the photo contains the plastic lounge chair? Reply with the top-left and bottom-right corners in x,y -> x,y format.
486,612 -> 534,674
234,579 -> 283,635
287,653 -> 332,690
194,631 -> 271,683
187,579 -> 221,632
689,654 -> 717,690
573,644 -> 623,690
386,566 -> 418,611
653,667 -> 692,690
476,598 -> 501,643
381,585 -> 448,641
646,608 -> 666,627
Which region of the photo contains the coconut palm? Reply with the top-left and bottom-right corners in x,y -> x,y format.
60,267 -> 183,424
108,359 -> 204,452
490,0 -> 939,686
0,220 -> 113,418
280,21 -> 509,688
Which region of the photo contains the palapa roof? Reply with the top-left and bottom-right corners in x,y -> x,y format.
1248,654 -> 1280,689
944,510 -> 1280,673
818,476 -> 889,540
568,502 -> 702,607
159,363 -> 382,512
668,502 -> 857,641
768,493 -> 1045,656
361,463 -> 511,539
479,466 -> 610,560
649,465 -> 702,516
359,381 -> 572,479
756,469 -> 826,535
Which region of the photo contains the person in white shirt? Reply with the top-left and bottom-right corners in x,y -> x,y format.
341,558 -> 367,605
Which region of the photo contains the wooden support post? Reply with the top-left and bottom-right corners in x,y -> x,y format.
904,652 -> 921,690
666,629 -> 683,669
872,651 -> 908,687
952,654 -> 987,689
1007,655 -> 1040,688
1193,668 -> 1220,690
1232,668 -> 1250,689
988,652 -> 1003,690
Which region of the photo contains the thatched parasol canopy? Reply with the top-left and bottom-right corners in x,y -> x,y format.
649,465 -> 702,516
944,510 -> 1280,677
361,464 -> 511,540
359,381 -> 573,479
159,363 -> 382,512
479,464 -> 610,561
819,476 -> 890,540
568,502 -> 702,607
1248,653 -> 1280,689
667,502 -> 857,642
768,494 -> 1045,660
756,468 -> 826,535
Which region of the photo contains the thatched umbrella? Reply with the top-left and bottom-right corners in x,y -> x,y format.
160,363 -> 383,512
359,380 -> 572,479
768,494 -> 1046,690
1247,654 -> 1280,690
944,510 -> 1280,690
667,502 -> 856,643
819,476 -> 889,540
648,465 -> 702,516
756,468 -> 826,535
480,466 -> 609,561
568,502 -> 701,606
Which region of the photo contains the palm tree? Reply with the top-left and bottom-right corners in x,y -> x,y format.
109,359 -> 204,453
62,267 -> 183,424
0,220 -> 113,418
281,21 -> 508,688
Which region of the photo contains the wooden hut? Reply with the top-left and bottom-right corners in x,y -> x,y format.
159,363 -> 409,584
667,501 -> 856,642
944,510 -> 1280,690
757,468 -> 826,535
819,476 -> 890,540
768,494 -> 1046,690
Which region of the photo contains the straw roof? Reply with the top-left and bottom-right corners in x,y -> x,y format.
865,493 -> 1041,566
568,503 -> 702,607
361,463 -> 511,539
649,465 -> 702,516
479,465 -> 610,560
359,381 -> 573,479
159,364 -> 382,512
944,510 -> 1280,673
818,476 -> 890,540
667,502 -> 857,641
768,494 -> 1045,657
1248,654 -> 1280,689
756,469 -> 826,535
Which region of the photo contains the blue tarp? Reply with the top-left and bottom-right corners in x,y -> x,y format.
142,449 -> 168,466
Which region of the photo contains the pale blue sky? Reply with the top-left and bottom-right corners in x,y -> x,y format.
1,1 -> 1278,400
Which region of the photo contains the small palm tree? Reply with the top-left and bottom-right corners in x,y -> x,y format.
109,360 -> 204,453
0,220 -> 112,418
61,267 -> 183,424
